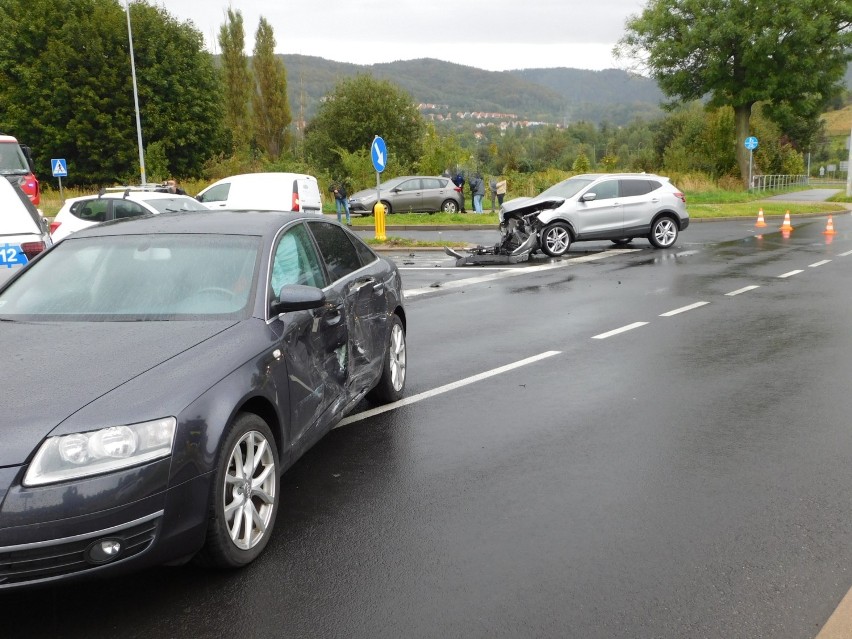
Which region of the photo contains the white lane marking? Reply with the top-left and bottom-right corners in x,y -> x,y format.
404,249 -> 640,298
659,301 -> 709,317
809,260 -> 831,268
839,250 -> 852,257
592,322 -> 649,340
726,285 -> 760,296
778,270 -> 803,279
335,350 -> 562,428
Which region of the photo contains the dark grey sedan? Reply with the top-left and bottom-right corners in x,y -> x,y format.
0,210 -> 406,588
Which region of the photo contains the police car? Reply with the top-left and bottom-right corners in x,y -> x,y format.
0,176 -> 51,286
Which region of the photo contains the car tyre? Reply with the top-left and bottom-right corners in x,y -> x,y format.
367,314 -> 406,404
195,412 -> 279,568
380,200 -> 392,215
648,216 -> 679,248
611,237 -> 633,246
441,199 -> 459,214
540,222 -> 572,257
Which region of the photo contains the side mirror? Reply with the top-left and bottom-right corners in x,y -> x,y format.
270,284 -> 326,316
581,192 -> 597,202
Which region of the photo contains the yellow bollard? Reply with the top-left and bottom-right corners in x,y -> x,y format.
374,202 -> 386,241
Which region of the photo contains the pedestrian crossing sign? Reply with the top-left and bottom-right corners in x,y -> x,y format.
51,158 -> 67,177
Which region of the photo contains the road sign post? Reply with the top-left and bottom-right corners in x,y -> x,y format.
744,137 -> 758,190
371,136 -> 388,241
51,158 -> 68,203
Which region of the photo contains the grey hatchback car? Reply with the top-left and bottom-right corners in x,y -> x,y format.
500,173 -> 690,257
348,176 -> 463,215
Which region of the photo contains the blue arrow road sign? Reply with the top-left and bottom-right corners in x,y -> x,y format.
744,136 -> 759,151
51,158 -> 68,177
371,137 -> 387,173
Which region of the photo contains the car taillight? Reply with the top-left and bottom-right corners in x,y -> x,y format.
20,241 -> 46,259
674,191 -> 686,203
454,186 -> 462,193
49,221 -> 61,235
292,191 -> 300,211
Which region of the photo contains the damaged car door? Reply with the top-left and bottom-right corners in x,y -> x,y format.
306,221 -> 387,397
268,223 -> 349,452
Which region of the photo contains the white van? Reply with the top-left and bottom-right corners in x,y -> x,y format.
196,173 -> 323,214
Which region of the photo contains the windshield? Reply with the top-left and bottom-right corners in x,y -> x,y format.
538,177 -> 594,200
143,197 -> 209,213
0,141 -> 30,175
0,234 -> 261,321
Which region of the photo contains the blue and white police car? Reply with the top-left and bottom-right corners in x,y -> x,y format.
0,176 -> 51,286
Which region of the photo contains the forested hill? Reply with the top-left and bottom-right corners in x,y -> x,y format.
279,55 -> 666,126
275,55 -> 852,127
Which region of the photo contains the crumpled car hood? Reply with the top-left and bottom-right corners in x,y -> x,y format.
501,196 -> 565,219
0,320 -> 236,466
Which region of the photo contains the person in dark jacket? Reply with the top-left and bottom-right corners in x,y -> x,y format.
452,172 -> 466,212
330,179 -> 351,225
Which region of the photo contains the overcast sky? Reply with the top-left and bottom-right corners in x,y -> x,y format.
160,0 -> 648,72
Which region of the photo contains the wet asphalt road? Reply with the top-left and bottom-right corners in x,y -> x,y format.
7,213 -> 852,638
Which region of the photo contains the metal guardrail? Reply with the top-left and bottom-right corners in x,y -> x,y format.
749,175 -> 809,191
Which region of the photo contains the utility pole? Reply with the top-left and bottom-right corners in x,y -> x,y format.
125,0 -> 146,185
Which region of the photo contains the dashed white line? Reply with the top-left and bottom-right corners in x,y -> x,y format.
809,260 -> 831,268
659,301 -> 709,317
839,250 -> 852,257
778,270 -> 804,279
335,350 -> 562,428
592,322 -> 649,340
403,249 -> 640,298
726,285 -> 760,296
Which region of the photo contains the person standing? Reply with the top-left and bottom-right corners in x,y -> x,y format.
452,171 -> 466,212
472,173 -> 485,214
330,179 -> 351,225
496,177 -> 507,208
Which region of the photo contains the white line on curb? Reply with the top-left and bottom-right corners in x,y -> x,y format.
335,350 -> 562,428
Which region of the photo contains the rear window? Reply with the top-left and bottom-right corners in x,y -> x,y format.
620,180 -> 657,197
0,141 -> 29,174
71,199 -> 109,222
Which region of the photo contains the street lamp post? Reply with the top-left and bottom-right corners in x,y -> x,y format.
125,0 -> 146,185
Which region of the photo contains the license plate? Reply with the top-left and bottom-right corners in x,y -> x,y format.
0,244 -> 28,269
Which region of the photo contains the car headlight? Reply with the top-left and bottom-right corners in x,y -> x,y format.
24,417 -> 177,487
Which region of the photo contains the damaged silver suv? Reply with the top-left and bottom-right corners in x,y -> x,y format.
446,173 -> 689,266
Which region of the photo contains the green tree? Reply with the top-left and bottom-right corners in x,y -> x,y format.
0,0 -> 222,184
218,8 -> 252,155
572,152 -> 591,173
304,74 -> 424,177
252,17 -> 291,160
618,0 -> 852,184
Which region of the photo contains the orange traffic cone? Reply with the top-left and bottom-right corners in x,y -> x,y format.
780,211 -> 794,231
824,215 -> 837,235
755,208 -> 767,228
